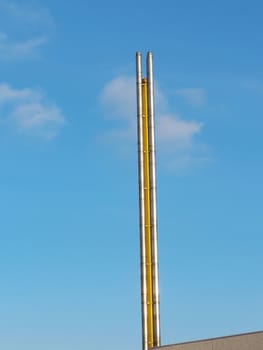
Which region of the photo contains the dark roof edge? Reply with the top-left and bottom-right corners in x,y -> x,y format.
154,330 -> 263,349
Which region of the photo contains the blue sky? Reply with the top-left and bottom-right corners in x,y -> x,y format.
0,0 -> 262,349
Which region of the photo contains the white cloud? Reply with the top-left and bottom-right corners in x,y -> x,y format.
243,80 -> 263,95
0,32 -> 48,60
0,1 -> 54,60
100,76 -> 136,120
0,0 -> 54,25
9,36 -> 48,56
100,76 -> 207,170
100,76 -> 167,120
164,154 -> 214,174
175,88 -> 206,107
0,83 -> 65,139
0,83 -> 40,103
0,32 -> 7,41
157,114 -> 203,149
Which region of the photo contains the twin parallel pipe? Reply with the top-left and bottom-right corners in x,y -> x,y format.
136,52 -> 161,350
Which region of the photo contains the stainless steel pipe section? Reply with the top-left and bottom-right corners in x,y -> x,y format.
147,52 -> 161,347
136,52 -> 148,350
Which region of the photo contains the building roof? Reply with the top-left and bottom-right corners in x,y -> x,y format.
153,331 -> 263,350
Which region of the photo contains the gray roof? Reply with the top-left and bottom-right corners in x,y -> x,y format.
153,331 -> 263,350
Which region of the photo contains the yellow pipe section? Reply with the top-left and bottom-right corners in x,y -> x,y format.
142,78 -> 154,348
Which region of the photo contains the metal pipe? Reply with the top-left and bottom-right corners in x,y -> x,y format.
137,51 -> 161,350
147,51 -> 161,347
136,52 -> 148,350
142,77 -> 154,348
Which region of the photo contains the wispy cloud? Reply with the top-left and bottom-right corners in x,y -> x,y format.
243,80 -> 263,95
101,76 -> 136,121
175,88 -> 206,107
100,76 -> 208,171
0,32 -> 48,60
0,1 -> 54,60
0,83 -> 39,103
101,76 -> 167,120
157,114 -> 203,147
0,0 -> 54,25
0,83 -> 65,139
